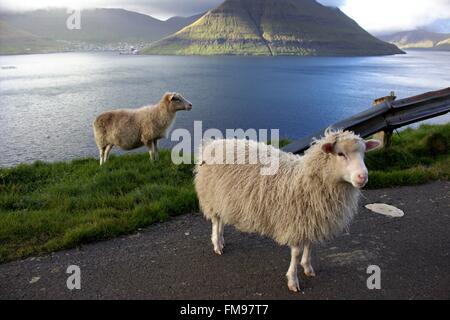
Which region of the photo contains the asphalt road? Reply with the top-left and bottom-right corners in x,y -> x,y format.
1,182 -> 449,300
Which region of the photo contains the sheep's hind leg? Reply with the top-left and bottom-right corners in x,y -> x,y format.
286,245 -> 301,292
301,242 -> 316,277
218,218 -> 225,249
153,140 -> 159,160
211,216 -> 224,255
103,145 -> 113,164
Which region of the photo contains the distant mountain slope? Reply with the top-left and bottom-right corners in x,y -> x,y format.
143,0 -> 403,56
0,20 -> 64,54
436,38 -> 450,50
165,13 -> 205,31
380,30 -> 450,51
0,8 -> 201,44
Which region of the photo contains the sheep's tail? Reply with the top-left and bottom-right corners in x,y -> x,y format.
193,139 -> 217,220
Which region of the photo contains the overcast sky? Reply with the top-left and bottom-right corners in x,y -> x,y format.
1,0 -> 450,34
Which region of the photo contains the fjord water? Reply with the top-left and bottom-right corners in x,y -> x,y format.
0,50 -> 449,167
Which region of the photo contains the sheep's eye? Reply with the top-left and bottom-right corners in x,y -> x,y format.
338,152 -> 346,158
172,97 -> 180,102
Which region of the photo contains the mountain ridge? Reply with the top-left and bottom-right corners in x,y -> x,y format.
143,0 -> 403,56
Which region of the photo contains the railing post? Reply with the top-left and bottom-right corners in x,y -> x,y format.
373,91 -> 396,148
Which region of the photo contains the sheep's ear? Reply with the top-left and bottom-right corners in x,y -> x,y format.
365,140 -> 381,152
165,93 -> 175,102
321,143 -> 334,154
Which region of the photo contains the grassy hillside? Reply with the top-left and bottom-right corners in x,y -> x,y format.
0,124 -> 448,262
143,0 -> 403,56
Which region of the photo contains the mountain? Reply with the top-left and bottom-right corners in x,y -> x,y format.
0,20 -> 64,54
143,0 -> 403,56
380,30 -> 450,51
0,8 -> 202,54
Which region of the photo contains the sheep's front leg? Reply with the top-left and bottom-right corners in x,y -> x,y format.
148,140 -> 155,161
301,242 -> 316,277
148,140 -> 158,161
286,245 -> 301,292
211,216 -> 224,255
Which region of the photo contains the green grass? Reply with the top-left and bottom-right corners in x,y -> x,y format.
0,124 -> 448,262
365,123 -> 450,188
0,151 -> 197,262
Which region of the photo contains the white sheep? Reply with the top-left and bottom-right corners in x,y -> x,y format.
93,92 -> 192,165
194,130 -> 380,292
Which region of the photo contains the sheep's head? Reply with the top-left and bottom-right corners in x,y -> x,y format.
163,92 -> 193,112
320,130 -> 380,188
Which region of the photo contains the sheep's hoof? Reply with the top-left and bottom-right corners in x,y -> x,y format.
287,279 -> 301,293
305,270 -> 316,277
213,239 -> 224,255
286,274 -> 301,293
302,265 -> 316,277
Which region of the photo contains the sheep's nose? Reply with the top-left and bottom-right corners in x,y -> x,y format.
357,173 -> 368,183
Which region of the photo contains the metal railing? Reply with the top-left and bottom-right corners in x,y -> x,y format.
283,87 -> 450,154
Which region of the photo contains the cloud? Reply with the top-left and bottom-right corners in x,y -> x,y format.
0,0 -> 222,18
317,0 -> 346,7
340,0 -> 450,34
107,0 -> 221,18
426,18 -> 450,33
